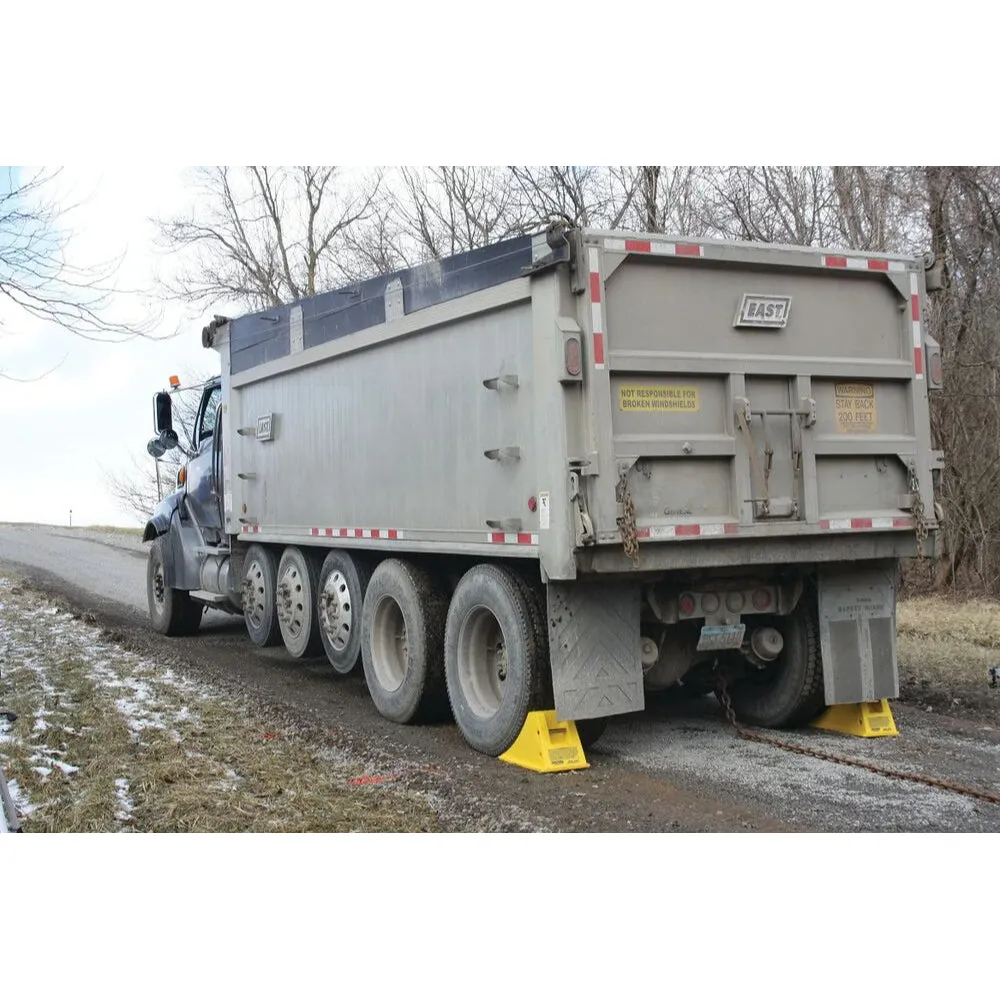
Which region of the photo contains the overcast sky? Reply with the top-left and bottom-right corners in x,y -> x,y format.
1,168 -> 229,527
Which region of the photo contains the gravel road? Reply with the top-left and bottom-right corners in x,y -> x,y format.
2,522 -> 998,832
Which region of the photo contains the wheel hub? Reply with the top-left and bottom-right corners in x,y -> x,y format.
243,560 -> 267,628
277,567 -> 304,635
152,563 -> 165,608
320,571 -> 352,652
457,607 -> 508,719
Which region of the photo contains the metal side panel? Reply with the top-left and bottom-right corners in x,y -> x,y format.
547,581 -> 643,721
817,563 -> 899,704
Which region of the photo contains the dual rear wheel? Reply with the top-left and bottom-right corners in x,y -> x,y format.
240,546 -> 607,755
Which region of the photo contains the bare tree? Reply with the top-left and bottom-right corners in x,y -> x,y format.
507,166 -> 638,230
1,167 -> 158,378
157,167 -> 382,309
605,166 -> 709,235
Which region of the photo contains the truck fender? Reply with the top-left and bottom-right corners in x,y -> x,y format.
142,490 -> 184,542
142,491 -> 187,588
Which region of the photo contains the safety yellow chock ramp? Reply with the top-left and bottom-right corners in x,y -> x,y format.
810,699 -> 899,738
499,711 -> 590,773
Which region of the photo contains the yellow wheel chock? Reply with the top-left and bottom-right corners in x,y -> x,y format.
810,699 -> 899,738
499,710 -> 590,773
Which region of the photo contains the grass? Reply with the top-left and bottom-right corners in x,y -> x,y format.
897,595 -> 1000,715
0,575 -> 444,833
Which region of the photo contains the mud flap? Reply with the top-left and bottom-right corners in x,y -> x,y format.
547,581 -> 643,721
817,563 -> 899,705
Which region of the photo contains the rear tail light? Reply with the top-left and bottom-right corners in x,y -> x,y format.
564,336 -> 582,377
753,589 -> 771,610
679,593 -> 696,616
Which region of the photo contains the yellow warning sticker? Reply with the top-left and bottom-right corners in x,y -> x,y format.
834,382 -> 877,433
618,385 -> 699,412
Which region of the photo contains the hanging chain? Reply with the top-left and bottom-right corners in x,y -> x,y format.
908,462 -> 930,560
714,666 -> 1000,808
616,467 -> 640,568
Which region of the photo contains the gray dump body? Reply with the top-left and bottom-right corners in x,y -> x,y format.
211,227 -> 940,580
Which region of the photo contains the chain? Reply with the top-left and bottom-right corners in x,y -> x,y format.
909,463 -> 929,560
616,467 -> 640,568
715,668 -> 1000,809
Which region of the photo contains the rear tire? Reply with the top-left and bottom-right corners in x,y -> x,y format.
276,547 -> 323,658
718,586 -> 825,728
242,544 -> 281,648
361,559 -> 448,724
317,550 -> 372,675
575,717 -> 608,752
147,537 -> 203,637
445,564 -> 539,756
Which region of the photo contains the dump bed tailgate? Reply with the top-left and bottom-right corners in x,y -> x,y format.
579,233 -> 936,558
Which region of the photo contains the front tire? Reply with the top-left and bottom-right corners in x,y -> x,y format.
445,564 -> 539,756
147,537 -> 203,637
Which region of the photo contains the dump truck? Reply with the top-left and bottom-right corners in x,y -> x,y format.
141,223 -> 943,756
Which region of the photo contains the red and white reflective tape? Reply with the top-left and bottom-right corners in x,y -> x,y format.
605,238 -> 703,258
636,522 -> 739,540
821,255 -> 906,273
819,516 -> 915,532
910,272 -> 924,379
310,527 -> 400,540
588,247 -> 605,370
240,525 -> 261,534
487,532 -> 539,545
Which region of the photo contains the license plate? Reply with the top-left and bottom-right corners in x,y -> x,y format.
696,624 -> 746,652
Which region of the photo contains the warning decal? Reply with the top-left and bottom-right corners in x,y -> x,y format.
834,382 -> 877,433
619,385 -> 699,412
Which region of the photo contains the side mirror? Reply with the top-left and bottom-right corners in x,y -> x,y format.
154,391 -> 173,434
146,428 -> 179,459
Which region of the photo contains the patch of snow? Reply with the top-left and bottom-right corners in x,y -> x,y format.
5,778 -> 35,817
115,777 -> 135,822
33,766 -> 52,777
30,749 -> 80,776
0,716 -> 15,745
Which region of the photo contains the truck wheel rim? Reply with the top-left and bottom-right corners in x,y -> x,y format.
277,563 -> 307,638
370,595 -> 407,692
244,558 -> 268,630
152,558 -> 166,611
320,571 -> 352,652
457,606 -> 506,719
